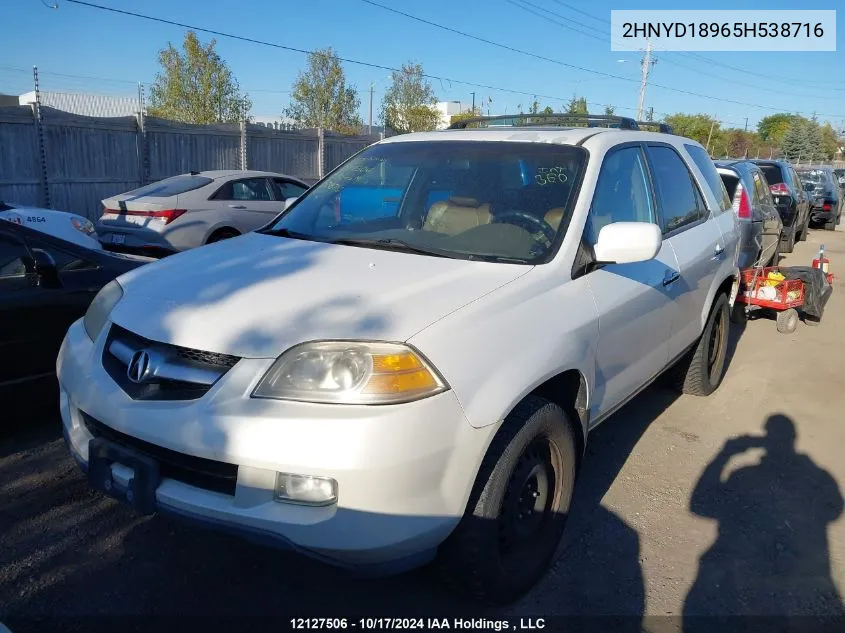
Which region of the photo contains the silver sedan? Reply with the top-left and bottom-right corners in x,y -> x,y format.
97,170 -> 309,256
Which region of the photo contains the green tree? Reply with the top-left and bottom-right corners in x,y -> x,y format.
449,106 -> 482,126
542,105 -> 554,115
529,98 -> 541,115
565,96 -> 588,114
603,105 -> 616,116
757,113 -> 798,144
780,118 -> 820,162
664,113 -> 720,147
819,122 -> 840,160
286,47 -> 362,133
381,62 -> 440,134
148,31 -> 250,124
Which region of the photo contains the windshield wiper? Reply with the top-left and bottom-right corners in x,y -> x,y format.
263,227 -> 320,241
328,237 -> 453,258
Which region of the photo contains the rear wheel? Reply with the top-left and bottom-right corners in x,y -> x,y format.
669,293 -> 730,396
782,227 -> 796,253
207,228 -> 241,243
437,396 -> 577,605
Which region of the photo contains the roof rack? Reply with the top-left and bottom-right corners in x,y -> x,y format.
447,113 -> 640,130
635,121 -> 674,134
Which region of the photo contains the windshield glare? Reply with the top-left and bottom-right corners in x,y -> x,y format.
266,141 -> 586,263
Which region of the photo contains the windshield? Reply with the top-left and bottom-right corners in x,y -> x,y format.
265,141 -> 586,263
124,174 -> 213,198
797,170 -> 826,186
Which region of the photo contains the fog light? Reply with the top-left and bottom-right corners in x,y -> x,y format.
274,472 -> 338,506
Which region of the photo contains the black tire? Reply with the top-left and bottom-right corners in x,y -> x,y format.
782,227 -> 796,253
776,308 -> 799,334
437,396 -> 578,605
207,228 -> 240,243
669,293 -> 730,397
730,300 -> 747,325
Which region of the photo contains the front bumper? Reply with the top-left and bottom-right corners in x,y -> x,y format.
58,319 -> 491,573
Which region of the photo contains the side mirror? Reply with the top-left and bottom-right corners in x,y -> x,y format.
32,248 -> 60,288
284,197 -> 298,210
593,222 -> 662,265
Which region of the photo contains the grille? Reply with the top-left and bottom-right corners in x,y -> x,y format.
103,324 -> 240,401
82,411 -> 238,496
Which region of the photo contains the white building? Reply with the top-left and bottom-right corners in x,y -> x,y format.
18,91 -> 142,118
435,101 -> 470,129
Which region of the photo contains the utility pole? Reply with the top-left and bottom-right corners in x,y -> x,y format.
368,83 -> 374,135
636,38 -> 656,121
471,92 -> 476,114
705,118 -> 717,153
744,117 -> 748,132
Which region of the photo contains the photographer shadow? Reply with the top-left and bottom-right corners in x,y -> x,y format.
683,414 -> 844,630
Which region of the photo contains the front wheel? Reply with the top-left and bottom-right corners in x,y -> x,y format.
669,293 -> 730,397
437,396 -> 577,605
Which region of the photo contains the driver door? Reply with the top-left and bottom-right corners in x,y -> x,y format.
584,144 -> 679,421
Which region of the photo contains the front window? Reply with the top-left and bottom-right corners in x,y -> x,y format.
264,141 -> 587,263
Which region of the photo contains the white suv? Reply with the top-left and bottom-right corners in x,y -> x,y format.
57,116 -> 739,604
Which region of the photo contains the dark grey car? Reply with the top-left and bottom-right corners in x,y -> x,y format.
716,160 -> 783,270
796,166 -> 842,231
750,160 -> 811,253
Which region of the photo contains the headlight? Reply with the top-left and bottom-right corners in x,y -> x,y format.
83,280 -> 123,341
71,217 -> 96,236
252,341 -> 448,405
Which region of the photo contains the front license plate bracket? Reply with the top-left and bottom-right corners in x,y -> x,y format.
88,437 -> 160,515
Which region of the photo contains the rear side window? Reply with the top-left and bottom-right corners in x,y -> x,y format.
751,171 -> 773,206
125,175 -> 213,197
648,145 -> 708,234
758,164 -> 784,186
684,144 -> 732,212
213,178 -> 274,201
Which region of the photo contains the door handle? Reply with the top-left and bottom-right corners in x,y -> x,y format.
228,204 -> 247,209
713,244 -> 725,259
662,269 -> 680,287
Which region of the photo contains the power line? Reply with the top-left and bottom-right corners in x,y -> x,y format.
355,0 -> 845,117
59,0 -> 845,119
510,1 -> 844,100
549,0 -> 845,89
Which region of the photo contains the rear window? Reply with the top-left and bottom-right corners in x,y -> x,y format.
684,144 -> 732,212
758,165 -> 784,186
124,175 -> 213,198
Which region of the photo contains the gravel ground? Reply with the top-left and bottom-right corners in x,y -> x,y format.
1,224 -> 843,632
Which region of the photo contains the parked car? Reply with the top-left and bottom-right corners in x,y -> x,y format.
0,201 -> 102,250
797,166 -> 842,230
97,170 -> 310,256
0,218 -> 151,404
58,116 -> 739,604
748,160 -> 810,251
715,161 -> 783,269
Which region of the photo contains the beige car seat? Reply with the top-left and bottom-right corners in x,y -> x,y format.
423,197 -> 492,235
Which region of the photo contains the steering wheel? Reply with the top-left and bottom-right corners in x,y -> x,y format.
495,210 -> 557,245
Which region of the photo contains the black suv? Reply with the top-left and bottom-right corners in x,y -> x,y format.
797,166 -> 843,231
750,160 -> 810,253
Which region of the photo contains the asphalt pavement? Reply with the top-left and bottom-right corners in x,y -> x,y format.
1,224 -> 843,632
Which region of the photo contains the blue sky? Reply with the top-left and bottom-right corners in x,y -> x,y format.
1,0 -> 843,131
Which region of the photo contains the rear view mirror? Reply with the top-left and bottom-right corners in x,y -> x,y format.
593,222 -> 662,265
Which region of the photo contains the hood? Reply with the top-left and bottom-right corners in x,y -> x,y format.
109,232 -> 532,358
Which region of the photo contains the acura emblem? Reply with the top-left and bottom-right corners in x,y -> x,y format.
127,350 -> 152,384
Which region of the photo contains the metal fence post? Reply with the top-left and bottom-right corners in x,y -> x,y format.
239,117 -> 248,170
317,127 -> 325,180
136,82 -> 149,187
31,66 -> 50,208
